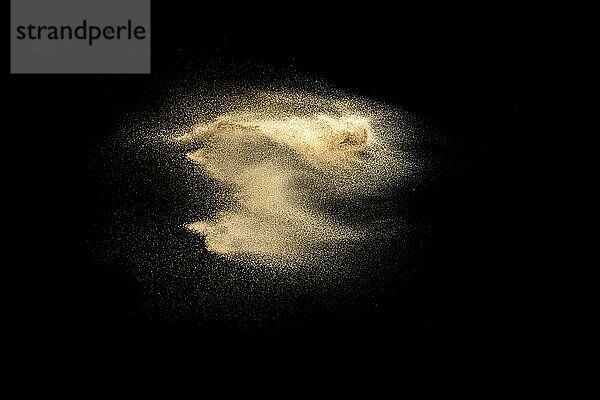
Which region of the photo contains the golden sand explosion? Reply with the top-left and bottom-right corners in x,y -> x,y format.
173,91 -> 411,266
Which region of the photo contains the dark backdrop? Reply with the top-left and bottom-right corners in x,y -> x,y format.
9,4 -> 546,364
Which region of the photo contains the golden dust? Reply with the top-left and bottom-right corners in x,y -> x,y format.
171,91 -> 412,267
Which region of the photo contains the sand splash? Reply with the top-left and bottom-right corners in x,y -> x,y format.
173,91 -> 412,266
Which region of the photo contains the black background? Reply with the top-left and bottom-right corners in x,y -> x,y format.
9,3 -> 546,366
